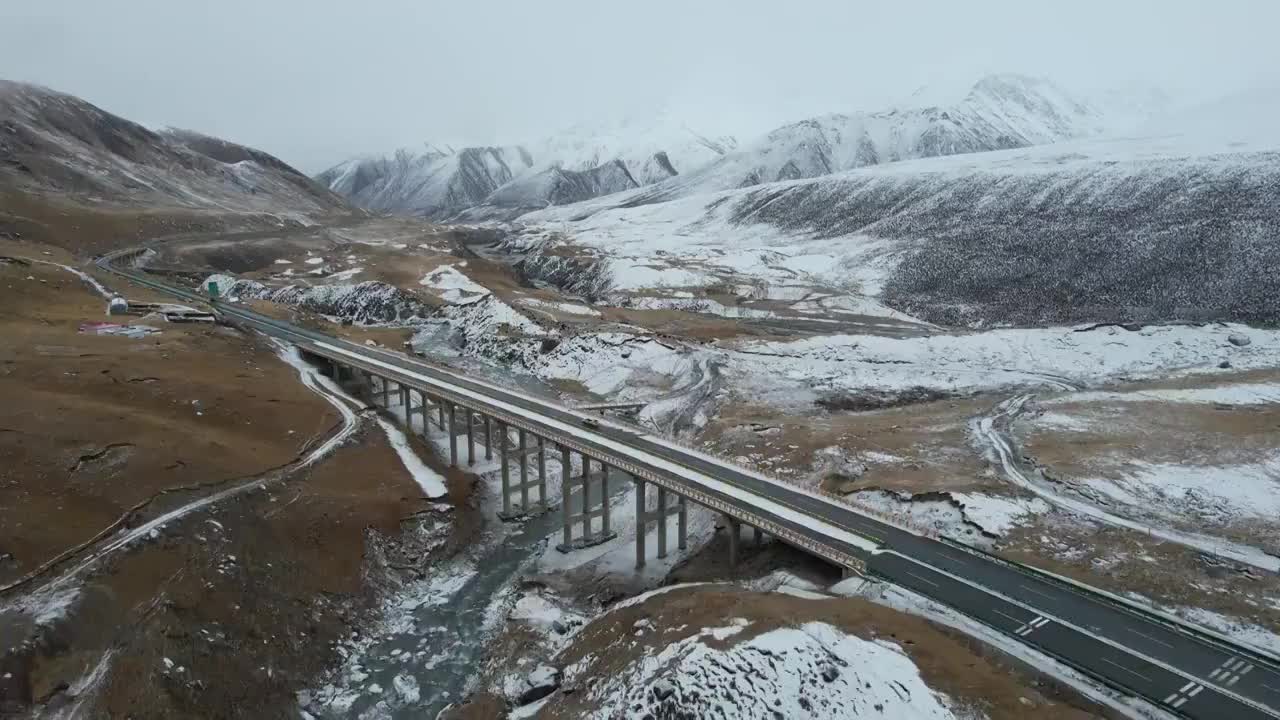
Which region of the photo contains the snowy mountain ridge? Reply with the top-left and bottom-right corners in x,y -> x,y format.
315,145 -> 533,218
315,114 -> 739,220
620,73 -> 1154,205
526,113 -> 740,185
319,73 -> 1167,220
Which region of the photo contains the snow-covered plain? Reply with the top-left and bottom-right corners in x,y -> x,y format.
1084,455 -> 1280,525
727,323 -> 1280,400
848,489 -> 1051,542
1046,382 -> 1280,407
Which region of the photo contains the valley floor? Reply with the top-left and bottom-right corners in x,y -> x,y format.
7,211 -> 1280,720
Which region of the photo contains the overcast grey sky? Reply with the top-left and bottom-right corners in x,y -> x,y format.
2,0 -> 1277,172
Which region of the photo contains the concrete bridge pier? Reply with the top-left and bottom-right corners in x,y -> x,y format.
498,421 -> 512,516
465,408 -> 475,466
518,429 -> 529,511
447,402 -> 458,466
406,389 -> 426,433
634,480 -> 689,569
483,415 -> 493,460
555,447 -> 616,551
725,514 -> 742,569
497,426 -> 548,519
536,436 -> 547,503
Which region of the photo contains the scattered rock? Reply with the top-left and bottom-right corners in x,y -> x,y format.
821,664 -> 840,682
393,674 -> 420,703
1219,360 -> 1232,369
1228,333 -> 1252,347
652,678 -> 676,700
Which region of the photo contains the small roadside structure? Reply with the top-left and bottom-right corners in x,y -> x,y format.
107,296 -> 129,315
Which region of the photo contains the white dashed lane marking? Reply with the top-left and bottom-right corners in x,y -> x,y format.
1101,656 -> 1153,683
1018,583 -> 1058,601
1015,615 -> 1051,637
1209,657 -> 1254,687
1164,680 -> 1205,708
1125,626 -> 1175,650
903,570 -> 939,588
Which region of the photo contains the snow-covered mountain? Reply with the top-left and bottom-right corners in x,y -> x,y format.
457,159 -> 640,221
622,74 -> 1141,205
321,74 -> 1167,220
516,127 -> 1280,327
316,115 -> 738,220
314,145 -> 533,219
0,79 -> 346,215
526,114 -> 738,185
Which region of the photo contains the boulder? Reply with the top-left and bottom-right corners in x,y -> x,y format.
518,664 -> 560,705
1228,333 -> 1252,347
652,678 -> 676,700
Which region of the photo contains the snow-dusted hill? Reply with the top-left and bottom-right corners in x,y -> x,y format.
0,79 -> 346,215
619,74 -> 1145,205
515,129 -> 1280,327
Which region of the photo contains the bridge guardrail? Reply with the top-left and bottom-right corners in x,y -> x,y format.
599,415 -> 945,543
938,535 -> 1280,672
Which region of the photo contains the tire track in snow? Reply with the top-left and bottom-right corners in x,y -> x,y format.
973,394 -> 1280,573
17,256 -> 115,299
37,648 -> 117,720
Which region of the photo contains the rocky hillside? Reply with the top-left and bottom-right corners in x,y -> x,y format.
623,74 -> 1139,205
0,79 -> 346,215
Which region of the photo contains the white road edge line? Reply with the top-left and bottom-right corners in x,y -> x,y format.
879,550 -> 1274,715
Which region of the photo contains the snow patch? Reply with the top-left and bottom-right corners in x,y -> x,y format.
419,264 -> 491,305
1083,454 -> 1280,524
564,619 -> 961,719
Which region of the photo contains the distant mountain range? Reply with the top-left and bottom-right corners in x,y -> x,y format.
315,114 -> 739,220
317,74 -> 1167,220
